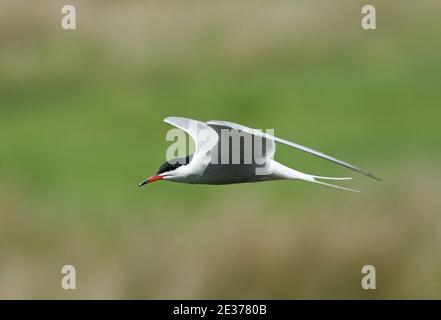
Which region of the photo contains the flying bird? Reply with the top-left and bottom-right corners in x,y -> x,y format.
138,117 -> 380,192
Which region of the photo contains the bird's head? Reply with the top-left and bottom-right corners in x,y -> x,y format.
138,156 -> 191,187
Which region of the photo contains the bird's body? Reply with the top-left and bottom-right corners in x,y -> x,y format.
139,117 -> 380,192
173,161 -> 274,185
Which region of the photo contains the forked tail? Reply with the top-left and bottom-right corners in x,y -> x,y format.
271,161 -> 360,192
308,176 -> 359,193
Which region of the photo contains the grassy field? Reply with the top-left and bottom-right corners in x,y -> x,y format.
0,0 -> 440,298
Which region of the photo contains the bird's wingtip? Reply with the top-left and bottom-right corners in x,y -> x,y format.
370,173 -> 382,182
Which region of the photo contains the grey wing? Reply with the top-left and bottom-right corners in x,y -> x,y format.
204,121 -> 275,183
207,120 -> 381,181
207,120 -> 276,163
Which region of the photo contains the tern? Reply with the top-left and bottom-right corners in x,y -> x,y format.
138,117 -> 380,192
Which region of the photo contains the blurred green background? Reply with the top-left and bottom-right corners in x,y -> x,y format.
1,0 -> 440,299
